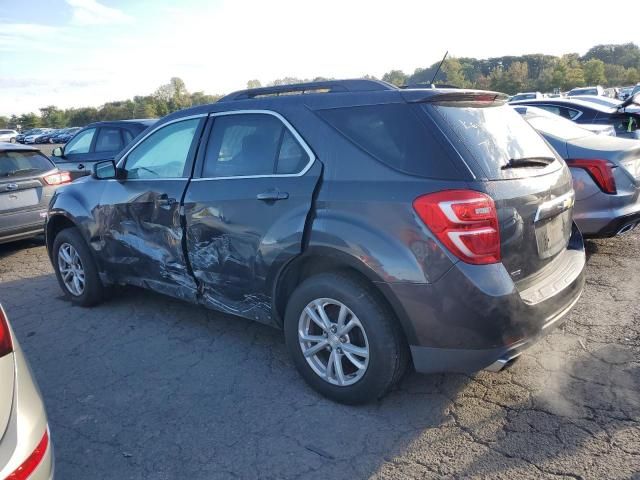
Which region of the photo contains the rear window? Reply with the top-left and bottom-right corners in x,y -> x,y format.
0,151 -> 54,178
430,104 -> 558,179
316,103 -> 460,179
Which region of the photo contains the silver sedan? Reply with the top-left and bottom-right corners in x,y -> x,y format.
515,105 -> 640,237
0,304 -> 54,479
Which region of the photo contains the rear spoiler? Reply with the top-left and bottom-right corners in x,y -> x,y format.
618,92 -> 640,111
400,89 -> 509,107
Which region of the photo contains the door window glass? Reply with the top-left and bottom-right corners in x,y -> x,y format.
125,119 -> 199,179
65,128 -> 96,155
95,127 -> 123,153
203,114 -> 309,177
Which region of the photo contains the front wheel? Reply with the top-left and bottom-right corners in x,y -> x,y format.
52,227 -> 105,307
284,272 -> 408,404
10,138 -> 16,143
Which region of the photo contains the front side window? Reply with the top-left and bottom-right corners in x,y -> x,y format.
203,113 -> 309,178
95,127 -> 123,153
125,118 -> 199,179
64,128 -> 96,155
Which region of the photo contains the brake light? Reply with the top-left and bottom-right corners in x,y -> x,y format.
413,190 -> 501,265
0,306 -> 13,358
566,159 -> 617,194
43,171 -> 71,185
6,430 -> 49,480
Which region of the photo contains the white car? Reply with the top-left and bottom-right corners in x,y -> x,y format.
0,130 -> 18,143
0,305 -> 54,479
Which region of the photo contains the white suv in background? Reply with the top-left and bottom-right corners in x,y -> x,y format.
0,130 -> 18,143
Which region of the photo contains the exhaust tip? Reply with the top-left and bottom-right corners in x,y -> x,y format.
486,354 -> 521,372
616,223 -> 637,236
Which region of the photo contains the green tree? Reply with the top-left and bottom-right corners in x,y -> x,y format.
583,59 -> 607,85
381,70 -> 408,86
18,113 -> 41,129
440,58 -> 467,87
0,116 -> 8,128
246,79 -> 262,89
39,105 -> 67,127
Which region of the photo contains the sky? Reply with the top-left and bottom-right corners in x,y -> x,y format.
0,0 -> 637,116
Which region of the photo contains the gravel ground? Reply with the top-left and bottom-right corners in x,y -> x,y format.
0,231 -> 638,479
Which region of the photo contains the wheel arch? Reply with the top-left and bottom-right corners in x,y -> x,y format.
272,247 -> 418,345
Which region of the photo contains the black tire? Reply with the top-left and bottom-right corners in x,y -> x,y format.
284,272 -> 409,404
52,227 -> 105,307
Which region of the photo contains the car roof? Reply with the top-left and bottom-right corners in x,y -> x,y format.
0,142 -> 40,152
156,79 -> 507,125
509,97 -> 616,113
85,118 -> 157,129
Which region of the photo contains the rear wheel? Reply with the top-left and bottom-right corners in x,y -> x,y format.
284,272 -> 408,404
52,227 -> 105,307
9,138 -> 16,143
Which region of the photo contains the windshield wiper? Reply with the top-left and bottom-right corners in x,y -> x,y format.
501,157 -> 555,170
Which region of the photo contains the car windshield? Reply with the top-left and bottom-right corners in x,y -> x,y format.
0,151 -> 54,178
570,88 -> 597,96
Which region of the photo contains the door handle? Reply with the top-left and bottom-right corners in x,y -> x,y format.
256,190 -> 289,201
156,194 -> 177,207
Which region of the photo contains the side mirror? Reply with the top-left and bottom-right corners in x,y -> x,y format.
92,160 -> 117,180
52,147 -> 63,158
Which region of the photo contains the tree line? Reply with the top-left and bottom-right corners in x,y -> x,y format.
2,42 -> 639,130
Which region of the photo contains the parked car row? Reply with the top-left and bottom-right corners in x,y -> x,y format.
2,79 -> 639,408
510,93 -> 640,139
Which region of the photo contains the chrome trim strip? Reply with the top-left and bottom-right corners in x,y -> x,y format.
195,109 -> 315,180
116,114 -> 207,169
534,190 -> 575,223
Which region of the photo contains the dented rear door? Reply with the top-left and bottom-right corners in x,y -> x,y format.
183,111 -> 321,325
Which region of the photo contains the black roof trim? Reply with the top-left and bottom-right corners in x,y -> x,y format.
218,79 -> 396,102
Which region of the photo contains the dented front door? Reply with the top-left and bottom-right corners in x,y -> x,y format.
95,117 -> 205,300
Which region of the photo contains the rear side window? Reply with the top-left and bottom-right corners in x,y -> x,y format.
203,113 -> 310,178
95,127 -> 123,153
431,104 -> 559,179
0,151 -> 53,178
316,103 -> 459,179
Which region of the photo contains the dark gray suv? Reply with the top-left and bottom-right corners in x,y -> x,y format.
45,80 -> 586,404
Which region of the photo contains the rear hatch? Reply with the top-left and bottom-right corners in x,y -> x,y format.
0,150 -> 57,233
417,92 -> 575,281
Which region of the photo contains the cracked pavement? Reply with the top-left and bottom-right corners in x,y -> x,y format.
0,232 -> 638,479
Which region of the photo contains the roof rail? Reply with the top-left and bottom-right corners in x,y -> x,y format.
218,79 -> 396,102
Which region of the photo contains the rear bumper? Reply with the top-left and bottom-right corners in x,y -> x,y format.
586,210 -> 640,238
378,224 -> 586,374
0,206 -> 48,244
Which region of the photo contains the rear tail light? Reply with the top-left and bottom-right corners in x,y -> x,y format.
413,190 -> 501,265
6,429 -> 49,480
0,306 -> 13,358
43,171 -> 71,186
566,159 -> 617,194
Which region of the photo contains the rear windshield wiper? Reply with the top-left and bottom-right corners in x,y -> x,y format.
501,157 -> 555,170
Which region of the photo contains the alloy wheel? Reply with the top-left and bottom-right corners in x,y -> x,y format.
57,243 -> 85,296
298,298 -> 370,386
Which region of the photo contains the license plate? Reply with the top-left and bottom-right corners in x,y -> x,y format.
0,189 -> 39,211
535,210 -> 571,259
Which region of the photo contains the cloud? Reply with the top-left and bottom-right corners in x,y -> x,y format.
65,0 -> 132,26
0,21 -> 65,53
